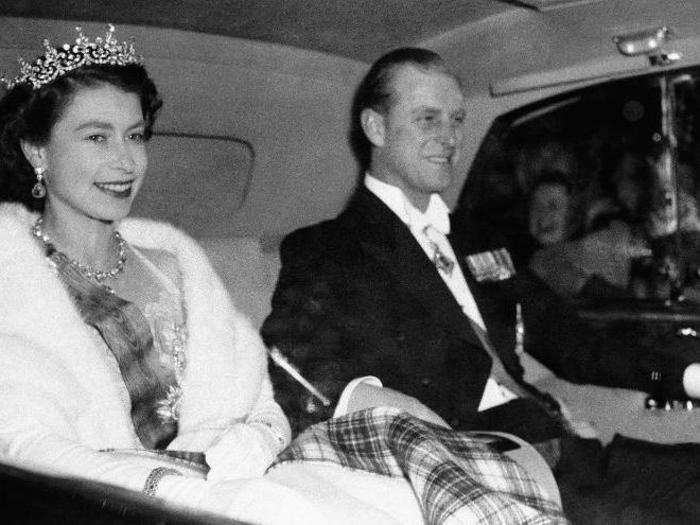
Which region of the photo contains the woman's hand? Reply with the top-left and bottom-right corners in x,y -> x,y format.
205,423 -> 276,482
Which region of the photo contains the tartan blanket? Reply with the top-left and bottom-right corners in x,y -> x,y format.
270,407 -> 568,525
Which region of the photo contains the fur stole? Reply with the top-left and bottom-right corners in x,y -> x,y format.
0,203 -> 266,448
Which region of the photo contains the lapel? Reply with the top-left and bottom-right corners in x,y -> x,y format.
341,188 -> 482,348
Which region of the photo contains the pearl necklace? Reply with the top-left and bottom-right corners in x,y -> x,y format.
32,217 -> 127,282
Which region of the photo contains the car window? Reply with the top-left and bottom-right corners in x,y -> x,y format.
456,67 -> 700,306
131,133 -> 254,238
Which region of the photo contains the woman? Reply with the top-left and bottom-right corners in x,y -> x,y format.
0,24 -> 333,523
0,27 -> 565,524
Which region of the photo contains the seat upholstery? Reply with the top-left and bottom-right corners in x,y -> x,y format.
200,236 -> 281,329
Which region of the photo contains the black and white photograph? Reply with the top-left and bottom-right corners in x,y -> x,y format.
0,1 -> 698,523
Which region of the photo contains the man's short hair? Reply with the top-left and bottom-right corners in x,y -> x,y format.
348,48 -> 457,173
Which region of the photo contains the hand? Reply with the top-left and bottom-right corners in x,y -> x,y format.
682,363 -> 700,398
205,424 -> 275,482
346,383 -> 450,428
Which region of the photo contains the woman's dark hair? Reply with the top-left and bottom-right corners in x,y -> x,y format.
0,62 -> 162,211
348,47 -> 457,174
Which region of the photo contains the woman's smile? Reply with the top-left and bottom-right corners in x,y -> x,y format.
94,180 -> 135,199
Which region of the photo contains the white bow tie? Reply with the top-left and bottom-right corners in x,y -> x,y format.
407,196 -> 451,236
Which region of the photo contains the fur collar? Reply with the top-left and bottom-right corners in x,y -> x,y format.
0,203 -> 266,439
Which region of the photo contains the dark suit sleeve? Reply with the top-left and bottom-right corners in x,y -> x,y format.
261,227 -> 404,435
262,230 -> 342,434
505,270 -> 695,399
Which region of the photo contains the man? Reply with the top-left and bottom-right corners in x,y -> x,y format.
263,48 -> 503,434
262,48 -> 699,522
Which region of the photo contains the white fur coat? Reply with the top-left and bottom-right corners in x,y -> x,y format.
0,202 -> 289,492
0,204 -> 458,524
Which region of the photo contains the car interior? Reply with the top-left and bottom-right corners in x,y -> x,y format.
1,0 -> 699,522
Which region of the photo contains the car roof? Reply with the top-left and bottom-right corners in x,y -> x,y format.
1,0 -> 511,62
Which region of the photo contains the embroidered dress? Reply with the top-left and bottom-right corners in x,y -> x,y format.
135,249 -> 189,425
147,293 -> 187,423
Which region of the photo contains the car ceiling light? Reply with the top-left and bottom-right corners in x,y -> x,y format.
613,26 -> 670,57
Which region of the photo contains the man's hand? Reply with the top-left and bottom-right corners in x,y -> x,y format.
346,382 -> 451,428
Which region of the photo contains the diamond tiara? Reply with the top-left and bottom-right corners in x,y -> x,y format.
1,24 -> 143,91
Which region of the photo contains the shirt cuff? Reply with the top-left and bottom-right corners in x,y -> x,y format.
333,376 -> 383,417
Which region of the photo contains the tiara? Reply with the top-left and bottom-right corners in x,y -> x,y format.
1,24 -> 143,91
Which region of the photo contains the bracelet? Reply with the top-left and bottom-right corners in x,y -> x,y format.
143,466 -> 182,497
249,420 -> 288,449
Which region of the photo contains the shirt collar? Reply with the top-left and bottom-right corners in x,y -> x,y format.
364,173 -> 451,235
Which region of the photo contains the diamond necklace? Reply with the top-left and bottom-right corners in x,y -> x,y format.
32,216 -> 127,282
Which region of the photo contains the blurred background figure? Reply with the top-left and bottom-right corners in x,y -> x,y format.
515,139 -> 580,197
528,170 -> 579,247
527,167 -> 650,299
585,150 -> 654,232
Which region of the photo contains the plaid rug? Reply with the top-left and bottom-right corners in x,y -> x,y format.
271,407 -> 567,524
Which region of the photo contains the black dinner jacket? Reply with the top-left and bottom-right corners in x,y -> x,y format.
264,187 -> 695,437
262,187 -> 526,435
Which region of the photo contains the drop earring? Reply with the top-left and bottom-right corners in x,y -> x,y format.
31,166 -> 46,199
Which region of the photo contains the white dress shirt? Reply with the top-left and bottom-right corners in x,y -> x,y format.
365,174 -> 517,411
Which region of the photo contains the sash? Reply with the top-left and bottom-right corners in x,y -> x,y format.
49,249 -> 178,449
468,318 -> 563,422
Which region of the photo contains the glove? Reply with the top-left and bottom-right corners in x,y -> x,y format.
205,423 -> 277,482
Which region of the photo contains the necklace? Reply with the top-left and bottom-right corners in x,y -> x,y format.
32,217 -> 128,282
